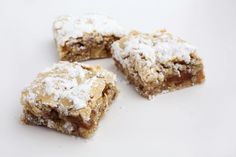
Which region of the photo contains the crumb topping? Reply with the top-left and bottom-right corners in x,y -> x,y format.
112,30 -> 196,65
22,61 -> 116,115
53,14 -> 127,46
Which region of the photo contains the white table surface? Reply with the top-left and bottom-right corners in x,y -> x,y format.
1,0 -> 236,156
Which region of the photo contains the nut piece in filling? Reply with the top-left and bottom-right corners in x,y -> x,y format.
111,29 -> 205,99
21,61 -> 118,138
53,14 -> 127,62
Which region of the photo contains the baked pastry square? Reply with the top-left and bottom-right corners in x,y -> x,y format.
53,14 -> 126,62
111,30 -> 205,99
21,61 -> 118,138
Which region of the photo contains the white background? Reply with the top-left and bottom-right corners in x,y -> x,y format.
0,0 -> 236,156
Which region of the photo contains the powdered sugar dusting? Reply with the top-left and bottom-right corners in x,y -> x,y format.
43,61 -> 87,78
112,30 -> 196,66
43,76 -> 95,109
22,62 -> 114,111
53,14 -> 127,45
23,90 -> 37,104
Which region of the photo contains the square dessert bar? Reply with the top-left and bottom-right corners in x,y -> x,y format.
111,30 -> 205,99
21,62 -> 118,138
53,14 -> 126,62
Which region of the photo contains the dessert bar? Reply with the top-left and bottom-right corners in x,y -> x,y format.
111,30 -> 205,99
21,61 -> 118,137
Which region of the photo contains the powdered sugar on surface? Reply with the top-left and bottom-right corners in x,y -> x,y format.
43,76 -> 96,109
112,30 -> 196,67
22,62 -> 114,111
53,14 -> 127,46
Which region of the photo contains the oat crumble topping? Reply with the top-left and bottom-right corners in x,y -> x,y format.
22,61 -> 116,112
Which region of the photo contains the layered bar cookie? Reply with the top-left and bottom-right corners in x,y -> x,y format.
111,30 -> 205,99
21,62 -> 118,138
53,14 -> 126,62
